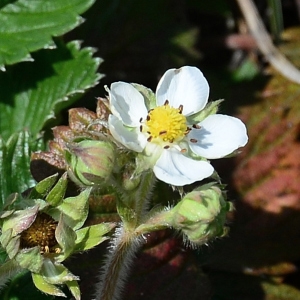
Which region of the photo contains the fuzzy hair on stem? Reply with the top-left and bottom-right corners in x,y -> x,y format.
94,225 -> 144,300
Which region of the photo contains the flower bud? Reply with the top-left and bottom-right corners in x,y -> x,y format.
170,185 -> 231,245
66,140 -> 115,187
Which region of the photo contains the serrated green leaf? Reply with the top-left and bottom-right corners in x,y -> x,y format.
0,0 -> 96,69
0,40 -> 103,141
0,131 -> 43,207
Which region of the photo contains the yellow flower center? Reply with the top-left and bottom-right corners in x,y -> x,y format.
145,101 -> 188,143
20,213 -> 59,254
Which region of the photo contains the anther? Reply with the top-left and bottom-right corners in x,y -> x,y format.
164,145 -> 170,149
146,115 -> 151,121
192,124 -> 201,129
185,127 -> 191,134
139,117 -> 143,122
140,125 -> 143,132
178,105 -> 183,114
181,149 -> 187,153
164,100 -> 169,106
147,136 -> 153,142
190,138 -> 198,143
159,130 -> 167,135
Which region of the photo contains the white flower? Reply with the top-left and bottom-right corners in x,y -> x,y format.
108,66 -> 248,186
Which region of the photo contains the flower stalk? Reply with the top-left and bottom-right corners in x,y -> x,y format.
95,170 -> 156,300
95,227 -> 143,300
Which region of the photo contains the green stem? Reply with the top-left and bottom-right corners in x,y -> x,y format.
94,227 -> 142,300
133,171 -> 155,224
135,209 -> 173,235
95,170 -> 156,300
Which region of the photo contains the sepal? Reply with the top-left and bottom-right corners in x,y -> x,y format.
75,222 -> 116,252
186,99 -> 224,124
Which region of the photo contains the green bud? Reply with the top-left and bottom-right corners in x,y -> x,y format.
171,185 -> 231,245
122,164 -> 141,191
66,140 -> 115,187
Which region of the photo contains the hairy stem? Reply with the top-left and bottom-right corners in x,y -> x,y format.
95,226 -> 143,300
95,170 -> 156,299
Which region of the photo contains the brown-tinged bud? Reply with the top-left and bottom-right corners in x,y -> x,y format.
66,140 -> 115,187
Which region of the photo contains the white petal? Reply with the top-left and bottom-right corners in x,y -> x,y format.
153,149 -> 214,186
110,82 -> 148,126
156,66 -> 209,116
188,114 -> 248,159
108,115 -> 147,152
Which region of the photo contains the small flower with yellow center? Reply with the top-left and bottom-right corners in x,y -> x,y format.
108,66 -> 248,185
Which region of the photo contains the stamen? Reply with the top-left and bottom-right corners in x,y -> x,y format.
178,105 -> 183,114
192,124 -> 201,129
190,138 -> 198,143
181,149 -> 187,153
20,213 -> 58,254
147,136 -> 153,142
140,125 -> 143,132
185,127 -> 191,134
145,102 -> 187,143
164,145 -> 170,149
139,117 -> 143,122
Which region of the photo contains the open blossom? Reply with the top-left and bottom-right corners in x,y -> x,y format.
108,66 -> 248,186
